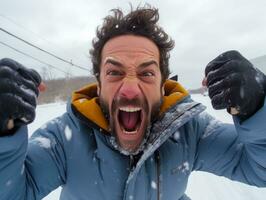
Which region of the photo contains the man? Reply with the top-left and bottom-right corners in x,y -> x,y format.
0,5 -> 266,200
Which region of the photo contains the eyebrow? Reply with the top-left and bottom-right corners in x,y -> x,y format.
138,60 -> 159,69
104,58 -> 123,67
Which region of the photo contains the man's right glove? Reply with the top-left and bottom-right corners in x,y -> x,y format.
0,58 -> 41,135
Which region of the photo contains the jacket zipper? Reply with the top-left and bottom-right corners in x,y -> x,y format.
129,155 -> 134,171
155,150 -> 160,200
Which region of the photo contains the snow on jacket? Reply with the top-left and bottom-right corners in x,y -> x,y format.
0,80 -> 266,200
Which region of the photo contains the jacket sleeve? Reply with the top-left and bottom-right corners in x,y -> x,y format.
192,98 -> 266,187
0,117 -> 67,200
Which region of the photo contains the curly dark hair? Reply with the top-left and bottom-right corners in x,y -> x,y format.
90,5 -> 175,82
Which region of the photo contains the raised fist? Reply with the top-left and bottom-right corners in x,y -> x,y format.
0,58 -> 42,135
203,50 -> 266,121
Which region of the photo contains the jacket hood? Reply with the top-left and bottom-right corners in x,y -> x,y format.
71,79 -> 189,133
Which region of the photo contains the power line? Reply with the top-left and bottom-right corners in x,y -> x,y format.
0,40 -> 71,76
0,14 -> 54,46
0,13 -> 85,64
0,27 -> 88,71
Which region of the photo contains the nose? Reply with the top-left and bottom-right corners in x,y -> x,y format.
119,79 -> 141,100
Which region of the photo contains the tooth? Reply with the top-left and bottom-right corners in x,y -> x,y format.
119,107 -> 141,112
124,130 -> 137,135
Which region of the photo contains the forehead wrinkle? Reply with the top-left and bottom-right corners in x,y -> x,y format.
104,48 -> 158,57
102,49 -> 158,67
105,55 -> 158,68
104,47 -> 158,61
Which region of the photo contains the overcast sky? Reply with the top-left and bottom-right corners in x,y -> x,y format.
1,0 -> 266,88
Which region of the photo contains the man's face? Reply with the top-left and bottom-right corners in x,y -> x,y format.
98,35 -> 164,154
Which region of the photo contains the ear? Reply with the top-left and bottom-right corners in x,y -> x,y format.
97,82 -> 100,96
161,82 -> 165,96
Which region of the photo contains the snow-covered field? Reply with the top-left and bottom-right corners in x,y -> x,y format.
28,95 -> 266,200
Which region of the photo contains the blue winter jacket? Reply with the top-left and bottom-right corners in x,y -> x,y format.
0,80 -> 266,200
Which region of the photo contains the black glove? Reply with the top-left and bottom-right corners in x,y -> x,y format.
205,50 -> 266,121
0,58 -> 41,135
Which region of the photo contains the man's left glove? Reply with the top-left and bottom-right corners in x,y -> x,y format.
204,50 -> 266,121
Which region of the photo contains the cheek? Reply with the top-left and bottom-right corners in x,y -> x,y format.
99,82 -> 122,106
140,83 -> 163,105
99,86 -> 111,106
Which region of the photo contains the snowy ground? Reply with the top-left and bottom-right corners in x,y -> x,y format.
28,95 -> 266,200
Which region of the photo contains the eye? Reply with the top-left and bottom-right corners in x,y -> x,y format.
141,71 -> 154,77
107,70 -> 123,76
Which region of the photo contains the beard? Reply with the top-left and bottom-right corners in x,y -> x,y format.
99,91 -> 162,155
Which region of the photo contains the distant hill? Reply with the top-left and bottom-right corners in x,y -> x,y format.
38,76 -> 96,104
250,55 -> 266,73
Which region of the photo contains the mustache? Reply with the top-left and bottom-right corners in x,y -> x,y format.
111,95 -> 149,115
113,96 -> 144,108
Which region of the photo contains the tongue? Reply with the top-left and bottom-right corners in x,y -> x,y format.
120,111 -> 140,131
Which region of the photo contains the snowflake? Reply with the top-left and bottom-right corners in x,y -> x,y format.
32,137 -> 51,148
64,125 -> 72,141
151,181 -> 157,189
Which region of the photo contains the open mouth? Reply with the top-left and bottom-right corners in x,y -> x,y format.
117,106 -> 143,135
